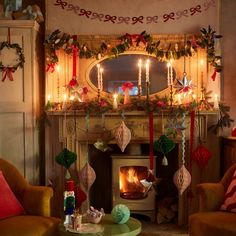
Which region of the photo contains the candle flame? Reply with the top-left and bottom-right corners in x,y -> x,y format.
100,68 -> 103,73
56,65 -> 60,72
97,64 -> 100,68
200,60 -> 204,66
47,94 -> 51,101
167,62 -> 171,68
69,95 -> 75,101
113,93 -> 118,99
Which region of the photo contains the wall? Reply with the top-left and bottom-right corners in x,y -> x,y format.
221,0 -> 236,135
46,0 -> 219,34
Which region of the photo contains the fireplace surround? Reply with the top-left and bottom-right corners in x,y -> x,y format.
45,111 -> 220,225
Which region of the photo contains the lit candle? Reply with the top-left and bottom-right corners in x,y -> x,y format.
145,59 -> 150,82
192,93 -> 197,102
200,59 -> 204,88
100,68 -> 103,92
214,94 -> 219,109
69,95 -> 75,101
62,94 -> 67,109
97,64 -> 100,90
113,93 -> 118,110
47,94 -> 51,102
167,62 -> 171,86
138,59 -> 142,86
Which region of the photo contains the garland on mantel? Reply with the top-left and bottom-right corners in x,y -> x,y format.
45,26 -> 222,73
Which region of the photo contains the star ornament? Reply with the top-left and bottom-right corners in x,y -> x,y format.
175,75 -> 194,94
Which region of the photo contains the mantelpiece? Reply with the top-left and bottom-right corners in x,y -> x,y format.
45,110 -> 220,224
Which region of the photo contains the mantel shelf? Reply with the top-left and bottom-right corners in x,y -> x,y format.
46,110 -> 219,117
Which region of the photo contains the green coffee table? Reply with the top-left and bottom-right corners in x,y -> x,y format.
59,214 -> 142,236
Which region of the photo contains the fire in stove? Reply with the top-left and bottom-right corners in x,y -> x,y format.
119,166 -> 149,200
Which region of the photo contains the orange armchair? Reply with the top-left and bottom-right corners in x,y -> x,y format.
0,158 -> 61,236
189,164 -> 236,236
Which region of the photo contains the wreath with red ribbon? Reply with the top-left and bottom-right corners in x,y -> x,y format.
0,41 -> 25,82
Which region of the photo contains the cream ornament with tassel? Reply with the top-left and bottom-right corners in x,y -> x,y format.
79,162 -> 96,190
114,121 -> 131,152
173,113 -> 191,194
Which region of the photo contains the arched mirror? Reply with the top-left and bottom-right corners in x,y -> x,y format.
88,54 -> 176,96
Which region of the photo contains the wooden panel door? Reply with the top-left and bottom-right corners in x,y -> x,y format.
0,21 -> 40,184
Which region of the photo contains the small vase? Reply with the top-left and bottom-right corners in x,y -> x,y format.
124,88 -> 130,104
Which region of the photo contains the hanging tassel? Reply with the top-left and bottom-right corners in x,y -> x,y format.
65,169 -> 71,179
162,156 -> 168,166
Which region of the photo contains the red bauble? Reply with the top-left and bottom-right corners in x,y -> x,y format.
231,127 -> 236,137
192,143 -> 212,168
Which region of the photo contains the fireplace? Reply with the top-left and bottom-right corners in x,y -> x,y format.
111,155 -> 156,221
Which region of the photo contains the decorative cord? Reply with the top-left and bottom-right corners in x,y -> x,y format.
181,112 -> 186,165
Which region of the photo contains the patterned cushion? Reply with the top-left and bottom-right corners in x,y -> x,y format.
0,171 -> 25,219
220,169 -> 236,212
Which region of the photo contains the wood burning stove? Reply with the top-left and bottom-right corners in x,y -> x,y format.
111,155 -> 156,221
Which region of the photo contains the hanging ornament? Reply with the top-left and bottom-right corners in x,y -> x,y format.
175,73 -> 194,94
114,121 -> 131,152
55,148 -> 77,179
154,135 -> 176,166
173,113 -> 191,194
192,143 -> 212,168
165,115 -> 186,138
173,164 -> 191,195
79,162 -> 96,190
75,186 -> 87,208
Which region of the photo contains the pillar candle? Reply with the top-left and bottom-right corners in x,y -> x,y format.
97,64 -> 100,90
138,59 -> 142,86
145,59 -> 150,82
113,93 -> 118,110
167,62 -> 170,86
100,68 -> 103,92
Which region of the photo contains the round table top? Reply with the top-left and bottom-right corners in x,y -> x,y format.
59,214 -> 142,236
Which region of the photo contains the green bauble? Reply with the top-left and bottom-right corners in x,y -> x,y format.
111,204 -> 130,224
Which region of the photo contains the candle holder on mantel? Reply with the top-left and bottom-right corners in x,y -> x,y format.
146,81 -> 150,102
97,88 -> 101,102
138,84 -> 142,98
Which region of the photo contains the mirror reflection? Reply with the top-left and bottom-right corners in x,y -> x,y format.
89,54 -> 176,96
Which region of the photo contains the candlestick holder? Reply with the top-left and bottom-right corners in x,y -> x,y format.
146,81 -> 150,102
169,85 -> 173,107
138,84 -> 142,98
97,88 -> 101,102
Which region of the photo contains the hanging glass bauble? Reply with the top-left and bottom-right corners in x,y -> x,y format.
114,121 -> 131,152
173,164 -> 191,195
79,162 -> 96,190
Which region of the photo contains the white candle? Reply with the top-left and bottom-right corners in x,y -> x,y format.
192,93 -> 197,102
47,94 -> 51,104
69,95 -> 75,101
138,59 -> 142,86
200,59 -> 204,88
170,59 -> 173,85
100,68 -> 103,92
113,93 -> 118,110
62,94 -> 67,109
214,94 -> 219,109
177,93 -> 182,105
167,62 -> 171,86
145,59 -> 150,82
97,64 -> 100,90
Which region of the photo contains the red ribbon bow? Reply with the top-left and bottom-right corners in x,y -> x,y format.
163,12 -> 175,22
46,63 -> 56,73
132,16 -> 144,24
104,15 -> 117,23
54,0 -> 67,9
125,33 -> 146,45
121,82 -> 134,92
190,5 -> 201,15
2,67 -> 14,82
79,9 -> 92,18
146,16 -> 158,24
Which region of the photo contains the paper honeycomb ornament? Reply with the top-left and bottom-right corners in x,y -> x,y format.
79,162 -> 96,190
173,164 -> 191,195
114,121 -> 131,152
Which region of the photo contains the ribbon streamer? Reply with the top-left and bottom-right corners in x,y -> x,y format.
163,12 -> 175,22
2,67 -> 14,82
211,69 -> 217,81
149,112 -> 154,170
72,35 -> 78,78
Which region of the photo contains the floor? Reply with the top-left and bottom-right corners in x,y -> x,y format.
139,221 -> 189,236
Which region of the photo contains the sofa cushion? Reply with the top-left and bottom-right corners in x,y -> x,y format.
220,169 -> 236,212
0,171 -> 25,219
0,215 -> 61,236
189,211 -> 236,236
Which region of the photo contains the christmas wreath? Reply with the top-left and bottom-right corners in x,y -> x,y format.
0,41 -> 25,82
